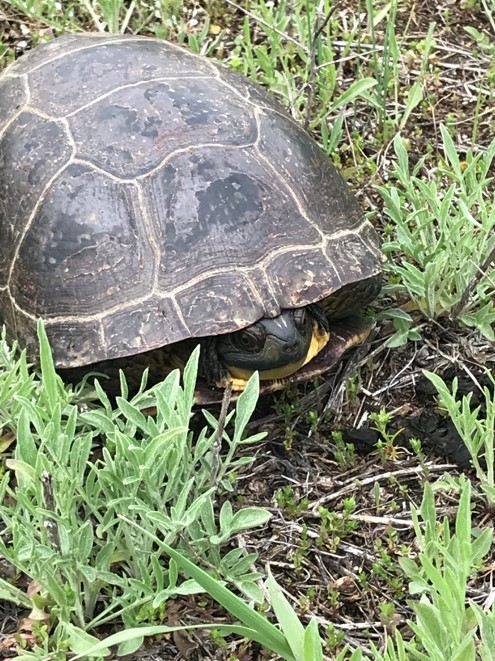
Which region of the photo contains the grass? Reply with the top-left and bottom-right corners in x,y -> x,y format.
0,0 -> 495,658
378,128 -> 495,346
0,325 -> 269,649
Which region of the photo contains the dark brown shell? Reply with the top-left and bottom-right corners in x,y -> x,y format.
0,34 -> 381,368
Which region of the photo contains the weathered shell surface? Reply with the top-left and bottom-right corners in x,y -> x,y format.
0,34 -> 381,367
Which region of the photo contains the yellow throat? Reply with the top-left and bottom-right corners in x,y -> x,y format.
222,322 -> 331,390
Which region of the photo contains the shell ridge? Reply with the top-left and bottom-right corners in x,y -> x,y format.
215,74 -> 287,117
135,139 -> 258,181
70,157 -> 136,184
38,244 -> 321,326
0,74 -> 30,140
253,116 -> 326,243
6,156 -> 75,291
168,244 -> 324,297
44,291 -> 155,324
134,181 -> 161,290
170,295 -> 193,335
323,218 -> 380,243
22,106 -> 59,122
7,293 -> 38,322
15,36 -> 150,75
63,74 -> 216,119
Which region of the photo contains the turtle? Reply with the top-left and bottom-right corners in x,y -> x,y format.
0,33 -> 382,401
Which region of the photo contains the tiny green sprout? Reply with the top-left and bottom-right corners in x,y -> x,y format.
299,587 -> 316,613
380,601 -> 396,619
384,223 -> 395,237
372,559 -> 390,580
136,602 -> 166,625
370,409 -> 406,462
210,628 -> 229,648
326,622 -> 346,650
370,408 -> 394,434
345,374 -> 359,405
283,427 -> 296,451
307,409 -> 319,428
343,496 -> 356,515
272,388 -> 304,450
389,577 -> 407,600
275,484 -> 294,507
379,601 -> 399,632
257,600 -> 271,615
275,486 -> 309,518
293,524 -> 310,573
410,437 -> 425,460
388,499 -> 401,513
31,621 -> 51,647
373,481 -> 381,510
386,526 -> 398,547
332,431 -> 357,469
317,502 -> 358,550
370,533 -> 407,598
326,585 -> 340,609
445,113 -> 457,136
358,571 -> 369,589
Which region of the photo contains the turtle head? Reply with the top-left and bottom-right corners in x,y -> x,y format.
216,307 -> 324,382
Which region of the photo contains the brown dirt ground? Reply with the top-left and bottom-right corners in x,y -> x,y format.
0,0 -> 494,658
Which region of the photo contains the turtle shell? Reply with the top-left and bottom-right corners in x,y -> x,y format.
0,34 -> 381,369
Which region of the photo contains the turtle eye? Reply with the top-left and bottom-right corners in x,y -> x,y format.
232,329 -> 265,353
293,308 -> 310,334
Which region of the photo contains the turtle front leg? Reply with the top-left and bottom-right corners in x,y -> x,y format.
307,302 -> 330,333
199,337 -> 229,387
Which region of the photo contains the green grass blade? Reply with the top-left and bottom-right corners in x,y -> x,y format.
37,318 -> 60,411
118,515 -> 294,660
303,618 -> 324,661
72,622 -> 295,660
267,569 -> 305,658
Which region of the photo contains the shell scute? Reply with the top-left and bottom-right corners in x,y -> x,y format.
140,145 -> 321,291
68,77 -> 258,179
266,249 -> 342,309
324,224 -> 382,283
45,317 -> 103,365
176,271 -> 266,337
22,37 -> 215,118
0,76 -> 28,133
257,111 -> 364,233
0,112 -> 72,284
11,164 -> 155,316
101,298 -> 187,361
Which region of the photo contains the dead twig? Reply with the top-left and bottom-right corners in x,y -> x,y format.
303,4 -> 335,130
310,463 -> 457,514
208,380 -> 232,487
305,511 -> 415,527
223,0 -> 309,55
80,0 -> 106,32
